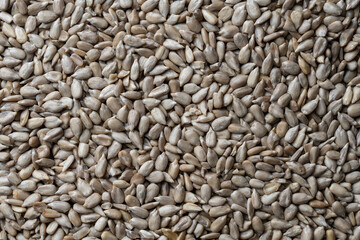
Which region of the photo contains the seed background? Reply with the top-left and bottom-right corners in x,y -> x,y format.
0,0 -> 360,239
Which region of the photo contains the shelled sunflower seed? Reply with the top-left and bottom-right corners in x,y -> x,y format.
0,0 -> 360,239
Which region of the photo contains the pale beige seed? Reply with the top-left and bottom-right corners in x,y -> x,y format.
210,216 -> 227,232
101,231 -> 117,240
246,0 -> 261,19
202,9 -> 217,25
84,193 -> 102,208
158,205 -> 180,217
347,104 -> 360,117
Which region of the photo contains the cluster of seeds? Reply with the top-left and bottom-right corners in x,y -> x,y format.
0,0 -> 360,239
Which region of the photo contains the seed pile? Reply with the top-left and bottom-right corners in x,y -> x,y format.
0,0 -> 360,239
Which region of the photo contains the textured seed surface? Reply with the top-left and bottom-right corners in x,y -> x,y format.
0,0 -> 360,239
